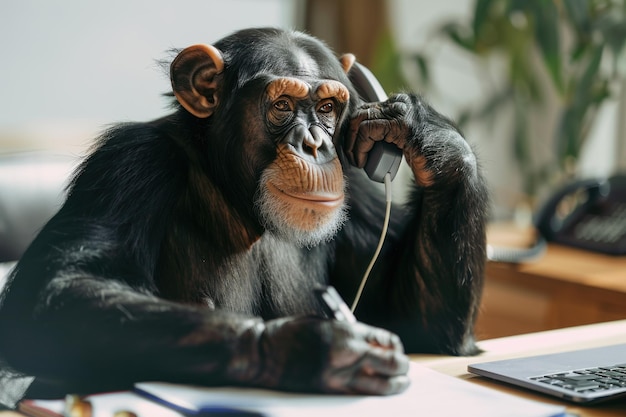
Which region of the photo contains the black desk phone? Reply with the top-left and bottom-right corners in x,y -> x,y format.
489,174 -> 626,262
535,174 -> 626,255
348,62 -> 402,183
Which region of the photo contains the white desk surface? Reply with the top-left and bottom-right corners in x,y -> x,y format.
412,319 -> 626,417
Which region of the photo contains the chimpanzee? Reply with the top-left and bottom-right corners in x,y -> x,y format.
0,27 -> 487,400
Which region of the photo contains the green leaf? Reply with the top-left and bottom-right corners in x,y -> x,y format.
594,12 -> 626,74
412,53 -> 431,86
576,45 -> 604,103
616,46 -> 626,78
562,0 -> 590,34
370,29 -> 408,93
507,0 -> 528,14
472,0 -> 494,37
530,1 -> 564,93
437,21 -> 476,51
570,43 -> 588,62
512,93 -> 535,194
555,108 -> 579,165
456,109 -> 473,129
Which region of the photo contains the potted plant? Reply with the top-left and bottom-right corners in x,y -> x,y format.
397,0 -> 626,201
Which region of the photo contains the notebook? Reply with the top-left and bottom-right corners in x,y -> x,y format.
468,343 -> 626,404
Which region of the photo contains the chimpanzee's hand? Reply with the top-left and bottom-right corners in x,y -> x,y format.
248,317 -> 410,395
346,94 -> 436,187
346,95 -> 411,167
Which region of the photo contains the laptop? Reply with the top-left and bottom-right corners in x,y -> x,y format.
468,343 -> 626,404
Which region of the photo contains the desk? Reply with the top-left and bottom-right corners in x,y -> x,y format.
2,320 -> 626,417
476,223 -> 626,339
413,319 -> 626,417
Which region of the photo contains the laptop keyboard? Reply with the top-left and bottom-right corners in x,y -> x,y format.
530,365 -> 626,394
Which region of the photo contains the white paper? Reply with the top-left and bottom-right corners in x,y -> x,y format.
136,363 -> 566,417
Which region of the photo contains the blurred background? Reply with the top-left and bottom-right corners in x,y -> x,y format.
1,0 -> 625,222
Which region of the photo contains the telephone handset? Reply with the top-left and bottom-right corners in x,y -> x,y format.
348,62 -> 403,183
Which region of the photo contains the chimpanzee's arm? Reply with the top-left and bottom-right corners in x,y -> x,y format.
1,263 -> 408,395
344,93 -> 488,355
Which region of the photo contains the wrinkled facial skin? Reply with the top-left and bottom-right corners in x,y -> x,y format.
256,77 -> 350,247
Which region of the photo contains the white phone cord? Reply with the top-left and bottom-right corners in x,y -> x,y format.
350,172 -> 393,312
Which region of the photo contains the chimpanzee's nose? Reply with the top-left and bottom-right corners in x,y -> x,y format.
287,124 -> 335,163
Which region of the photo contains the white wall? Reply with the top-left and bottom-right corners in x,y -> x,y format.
0,0 -> 299,148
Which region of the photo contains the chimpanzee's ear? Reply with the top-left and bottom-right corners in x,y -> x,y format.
170,44 -> 224,118
339,53 -> 355,73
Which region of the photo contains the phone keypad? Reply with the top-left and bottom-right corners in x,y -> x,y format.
573,203 -> 626,244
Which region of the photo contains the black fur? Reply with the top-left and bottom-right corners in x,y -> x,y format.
0,28 -> 488,399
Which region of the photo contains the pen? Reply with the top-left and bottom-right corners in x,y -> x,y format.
135,385 -> 265,416
314,286 -> 357,323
